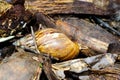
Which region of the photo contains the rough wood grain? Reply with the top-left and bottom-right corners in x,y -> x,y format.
0,49 -> 42,80
25,0 -> 117,15
35,12 -> 119,54
56,19 -> 119,53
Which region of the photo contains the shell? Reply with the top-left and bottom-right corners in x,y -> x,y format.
14,28 -> 80,60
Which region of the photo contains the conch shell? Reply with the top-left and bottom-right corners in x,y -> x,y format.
14,28 -> 80,60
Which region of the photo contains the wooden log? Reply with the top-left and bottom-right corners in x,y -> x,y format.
35,12 -> 119,54
26,0 -> 120,15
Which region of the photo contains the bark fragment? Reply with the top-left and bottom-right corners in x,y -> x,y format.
0,49 -> 42,80
35,13 -> 119,54
26,0 -> 120,16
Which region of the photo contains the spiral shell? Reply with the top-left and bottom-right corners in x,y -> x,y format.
14,28 -> 80,60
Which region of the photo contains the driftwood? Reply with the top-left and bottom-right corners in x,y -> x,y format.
34,12 -> 119,54
26,0 -> 120,16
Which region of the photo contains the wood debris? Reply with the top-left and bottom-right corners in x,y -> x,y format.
0,0 -> 120,80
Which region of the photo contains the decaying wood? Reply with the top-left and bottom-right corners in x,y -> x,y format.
0,0 -> 33,37
90,67 -> 120,75
0,48 -> 42,80
26,0 -> 120,16
56,17 -> 120,54
87,66 -> 120,80
52,53 -> 118,80
35,12 -> 119,54
0,48 -> 59,80
56,20 -> 119,54
43,57 -> 59,80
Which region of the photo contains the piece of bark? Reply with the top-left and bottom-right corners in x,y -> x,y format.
34,13 -> 119,54
79,65 -> 120,80
0,46 -> 59,80
52,53 -> 118,79
42,57 -> 59,80
56,19 -> 119,53
25,0 -> 119,16
0,48 -> 42,80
